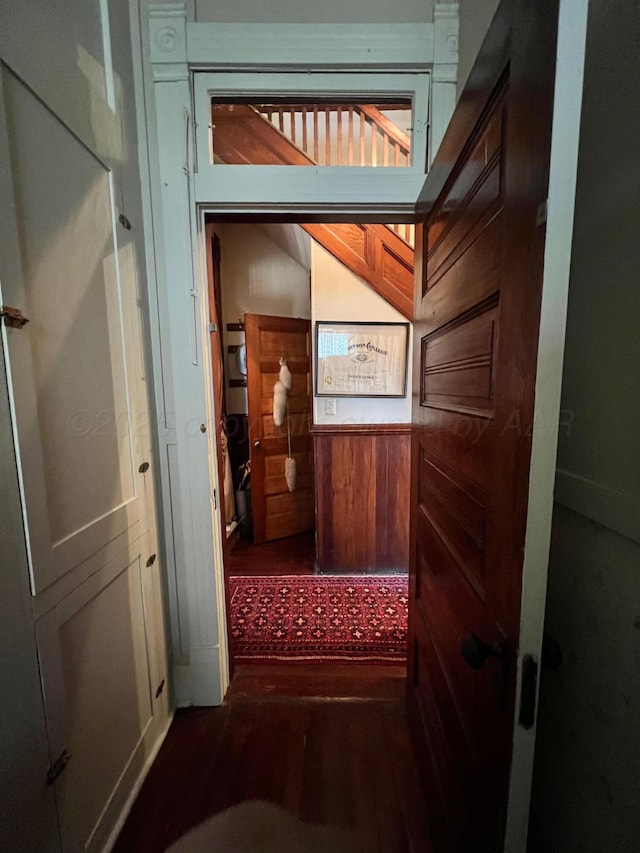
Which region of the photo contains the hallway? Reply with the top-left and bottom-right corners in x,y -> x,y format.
114,667 -> 430,852
226,531 -> 317,577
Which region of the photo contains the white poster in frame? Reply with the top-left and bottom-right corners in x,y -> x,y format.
315,321 -> 409,398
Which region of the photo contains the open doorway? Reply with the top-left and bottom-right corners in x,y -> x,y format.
203,217 -> 413,676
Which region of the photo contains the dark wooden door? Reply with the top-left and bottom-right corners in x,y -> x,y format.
245,313 -> 314,544
205,225 -> 230,530
408,1 -> 561,850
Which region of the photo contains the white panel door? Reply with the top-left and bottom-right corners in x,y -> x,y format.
35,534 -> 160,852
0,66 -> 145,595
0,0 -> 170,848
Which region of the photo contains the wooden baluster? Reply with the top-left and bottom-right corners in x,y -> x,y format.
371,123 -> 377,167
313,106 -> 319,162
325,106 -> 330,165
337,106 -> 342,165
302,106 -> 308,156
383,132 -> 389,167
394,141 -> 400,167
278,109 -> 284,133
359,113 -> 365,166
290,106 -> 296,145
348,107 -> 354,166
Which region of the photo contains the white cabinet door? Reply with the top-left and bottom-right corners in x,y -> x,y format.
1,65 -> 145,595
36,533 -> 165,852
0,1 -> 170,849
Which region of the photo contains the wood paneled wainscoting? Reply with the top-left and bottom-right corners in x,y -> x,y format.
311,424 -> 411,574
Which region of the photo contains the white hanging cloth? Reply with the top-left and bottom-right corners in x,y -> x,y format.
272,356 -> 297,492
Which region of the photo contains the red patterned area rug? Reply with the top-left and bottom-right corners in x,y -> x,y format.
229,575 -> 409,664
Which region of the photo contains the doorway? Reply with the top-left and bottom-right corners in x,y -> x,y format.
203,217 -> 414,675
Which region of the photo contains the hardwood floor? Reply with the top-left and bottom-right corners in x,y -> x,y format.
114,665 -> 432,853
226,529 -> 316,576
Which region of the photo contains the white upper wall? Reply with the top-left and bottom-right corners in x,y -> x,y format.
191,0 -> 436,24
311,243 -> 412,425
215,222 -> 311,413
456,0 -> 500,98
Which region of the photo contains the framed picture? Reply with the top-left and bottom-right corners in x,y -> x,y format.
315,321 -> 409,398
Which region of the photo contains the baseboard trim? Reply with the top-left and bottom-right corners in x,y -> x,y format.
555,468 -> 640,545
102,711 -> 174,852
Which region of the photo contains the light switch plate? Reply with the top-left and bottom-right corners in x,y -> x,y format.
324,398 -> 336,416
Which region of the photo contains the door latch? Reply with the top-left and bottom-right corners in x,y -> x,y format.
0,305 -> 29,329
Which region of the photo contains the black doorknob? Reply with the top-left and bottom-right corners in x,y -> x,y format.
460,633 -> 505,670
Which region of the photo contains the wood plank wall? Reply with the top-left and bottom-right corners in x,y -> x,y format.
311,425 -> 411,574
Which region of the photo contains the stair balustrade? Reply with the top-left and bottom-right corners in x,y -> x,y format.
255,103 -> 415,247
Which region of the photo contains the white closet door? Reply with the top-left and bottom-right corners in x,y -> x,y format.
1,66 -> 145,595
35,534 -> 161,851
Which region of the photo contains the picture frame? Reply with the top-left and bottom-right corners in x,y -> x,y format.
315,321 -> 409,398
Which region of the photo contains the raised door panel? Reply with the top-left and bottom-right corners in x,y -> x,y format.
36,535 -> 164,852
245,313 -> 314,543
1,67 -> 145,594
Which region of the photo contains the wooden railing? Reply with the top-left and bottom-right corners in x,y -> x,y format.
256,103 -> 411,167
255,104 -> 414,246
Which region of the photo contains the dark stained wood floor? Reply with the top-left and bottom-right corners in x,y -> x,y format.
226,529 -> 316,576
114,665 -> 432,853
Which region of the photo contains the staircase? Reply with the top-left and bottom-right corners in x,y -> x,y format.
211,104 -> 415,319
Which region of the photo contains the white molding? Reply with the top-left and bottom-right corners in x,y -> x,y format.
102,711 -> 174,853
150,75 -> 223,708
186,23 -> 434,71
149,2 -> 188,66
431,1 -> 459,157
506,2 -> 589,851
192,70 -> 430,178
141,4 -> 456,710
152,64 -> 189,83
555,469 -> 640,545
434,2 -> 459,66
172,662 -> 193,708
194,168 -> 426,212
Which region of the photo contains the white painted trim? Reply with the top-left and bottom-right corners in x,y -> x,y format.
130,0 -> 186,676
193,169 -> 426,214
142,2 -> 454,709
554,469 -> 640,545
195,206 -> 230,702
172,661 -> 193,708
192,70 -> 430,193
149,2 -> 188,66
102,710 -> 174,852
186,23 -> 434,71
505,2 -> 589,850
431,1 -> 459,155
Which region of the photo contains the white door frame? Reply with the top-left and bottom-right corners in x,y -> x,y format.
504,1 -> 588,848
137,2 -> 455,708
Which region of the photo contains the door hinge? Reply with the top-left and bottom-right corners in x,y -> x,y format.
518,654 -> 539,730
212,488 -> 217,510
208,322 -> 217,333
0,305 -> 30,329
155,678 -> 165,699
47,749 -> 72,785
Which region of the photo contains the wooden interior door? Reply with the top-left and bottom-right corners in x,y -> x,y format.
205,225 -> 229,530
409,1 -> 562,850
245,313 -> 314,544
